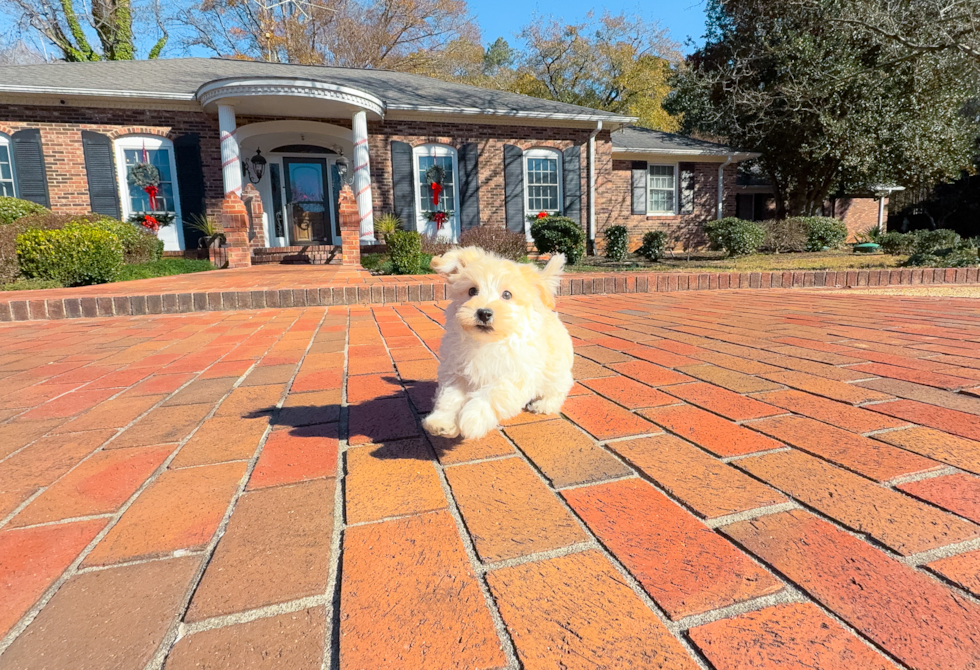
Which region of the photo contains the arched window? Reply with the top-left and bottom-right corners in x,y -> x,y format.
113,135 -> 184,250
524,148 -> 562,215
414,143 -> 458,240
0,134 -> 16,197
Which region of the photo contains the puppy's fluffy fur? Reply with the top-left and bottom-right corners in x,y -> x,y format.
422,247 -> 574,440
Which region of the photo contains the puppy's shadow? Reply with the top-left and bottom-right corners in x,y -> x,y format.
244,375 -> 456,462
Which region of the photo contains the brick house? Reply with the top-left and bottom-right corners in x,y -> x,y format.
0,58 -> 753,261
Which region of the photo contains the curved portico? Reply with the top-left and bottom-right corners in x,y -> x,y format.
196,77 -> 383,244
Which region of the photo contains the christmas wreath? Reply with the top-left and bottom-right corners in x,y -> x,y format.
128,161 -> 162,211
425,164 -> 446,206
129,212 -> 174,232
425,210 -> 453,230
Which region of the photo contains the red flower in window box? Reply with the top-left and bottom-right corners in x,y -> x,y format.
140,215 -> 160,232
536,211 -> 549,219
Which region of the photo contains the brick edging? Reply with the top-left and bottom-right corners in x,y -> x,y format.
1,266 -> 976,322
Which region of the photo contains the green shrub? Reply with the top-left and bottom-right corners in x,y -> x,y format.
705,218 -> 765,257
603,225 -> 629,261
530,216 -> 585,264
0,197 -> 48,225
17,224 -> 123,286
761,218 -> 807,253
879,231 -> 916,255
800,217 -> 847,251
458,225 -> 528,262
386,230 -> 423,275
86,218 -> 163,263
913,228 -> 961,254
904,245 -> 979,267
0,213 -> 67,283
637,230 -> 668,262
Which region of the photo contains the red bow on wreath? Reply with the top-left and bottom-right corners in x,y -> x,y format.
144,184 -> 158,211
430,182 -> 442,206
432,211 -> 448,230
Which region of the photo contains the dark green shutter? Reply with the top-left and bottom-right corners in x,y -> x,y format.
631,161 -> 647,215
11,129 -> 49,207
503,144 -> 524,233
391,141 -> 416,231
458,143 -> 480,231
562,146 -> 581,224
80,131 -> 120,218
174,134 -> 206,248
679,162 -> 695,214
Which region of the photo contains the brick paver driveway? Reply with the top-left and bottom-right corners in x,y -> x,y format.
1,289 -> 980,669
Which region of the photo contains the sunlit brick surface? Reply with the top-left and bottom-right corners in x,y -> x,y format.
1,289 -> 980,668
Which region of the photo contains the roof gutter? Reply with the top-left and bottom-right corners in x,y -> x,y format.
612,148 -> 761,160
588,120 -> 603,247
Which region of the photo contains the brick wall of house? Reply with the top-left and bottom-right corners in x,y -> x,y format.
365,120 -> 597,232
600,158 -> 737,251
828,196 -> 885,242
0,105 -> 224,215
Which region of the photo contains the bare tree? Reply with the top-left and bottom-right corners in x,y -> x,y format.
0,38 -> 48,64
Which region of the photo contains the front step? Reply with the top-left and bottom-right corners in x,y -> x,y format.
252,245 -> 342,265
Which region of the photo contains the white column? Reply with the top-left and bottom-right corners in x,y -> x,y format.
218,105 -> 242,198
352,110 -> 375,243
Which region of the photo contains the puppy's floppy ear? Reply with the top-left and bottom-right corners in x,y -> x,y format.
430,246 -> 484,278
523,253 -> 564,310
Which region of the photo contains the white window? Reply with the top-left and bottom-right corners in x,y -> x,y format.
648,164 -> 677,215
0,134 -> 15,198
114,135 -> 184,251
414,144 -> 458,240
524,148 -> 562,214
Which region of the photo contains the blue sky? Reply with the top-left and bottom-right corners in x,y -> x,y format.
471,0 -> 710,51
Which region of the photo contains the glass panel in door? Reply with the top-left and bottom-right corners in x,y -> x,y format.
283,158 -> 328,243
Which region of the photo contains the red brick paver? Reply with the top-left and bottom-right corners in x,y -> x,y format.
3,289 -> 980,668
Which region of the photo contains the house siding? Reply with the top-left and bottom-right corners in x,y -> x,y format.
601,158 -> 737,251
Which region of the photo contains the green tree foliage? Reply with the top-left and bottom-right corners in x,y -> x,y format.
668,0 -> 980,217
3,0 -> 167,60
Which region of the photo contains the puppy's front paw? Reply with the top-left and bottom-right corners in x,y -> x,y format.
457,399 -> 498,440
527,395 -> 565,415
422,413 -> 459,438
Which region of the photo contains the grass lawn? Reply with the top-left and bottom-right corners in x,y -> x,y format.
566,250 -> 906,273
1,258 -> 214,291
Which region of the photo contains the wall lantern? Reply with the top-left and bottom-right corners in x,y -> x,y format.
242,148 -> 267,184
335,154 -> 351,184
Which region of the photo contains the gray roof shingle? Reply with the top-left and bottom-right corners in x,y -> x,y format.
0,57 -> 632,122
612,126 -> 753,156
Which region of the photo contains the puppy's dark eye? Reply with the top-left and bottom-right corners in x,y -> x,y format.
502,291 -> 512,300
468,287 -> 478,296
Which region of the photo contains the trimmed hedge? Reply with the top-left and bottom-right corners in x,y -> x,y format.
799,217 -> 848,251
604,225 -> 629,261
879,231 -> 916,255
530,216 -> 585,264
706,218 -> 765,256
637,230 -> 668,262
18,224 -> 124,286
387,230 -> 423,275
0,197 -> 48,225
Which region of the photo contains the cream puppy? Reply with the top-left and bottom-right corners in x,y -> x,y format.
422,247 -> 574,440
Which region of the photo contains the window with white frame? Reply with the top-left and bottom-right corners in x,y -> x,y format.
648,164 -> 676,214
414,144 -> 458,236
0,134 -> 15,198
114,136 -> 179,215
524,148 -> 562,214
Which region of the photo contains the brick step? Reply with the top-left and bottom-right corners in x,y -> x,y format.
252,245 -> 342,266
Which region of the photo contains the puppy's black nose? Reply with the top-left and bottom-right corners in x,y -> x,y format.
476,308 -> 493,323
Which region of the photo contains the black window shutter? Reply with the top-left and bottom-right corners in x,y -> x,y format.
631,161 -> 647,215
391,140 -> 416,232
80,131 -> 120,219
174,134 -> 206,248
11,129 -> 50,208
458,143 -> 480,232
679,162 -> 695,215
562,146 -> 581,224
503,144 -> 524,233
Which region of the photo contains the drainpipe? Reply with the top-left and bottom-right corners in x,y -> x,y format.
588,121 -> 602,251
717,155 -> 733,219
